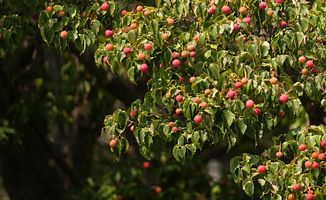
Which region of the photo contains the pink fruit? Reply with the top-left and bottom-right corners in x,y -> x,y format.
194,115 -> 203,124
179,76 -> 185,82
279,94 -> 289,104
243,17 -> 251,24
320,140 -> 326,148
172,126 -> 179,133
175,95 -> 184,103
143,161 -> 150,168
140,63 -> 149,73
279,20 -> 287,28
193,97 -> 201,104
101,2 -> 109,11
189,51 -> 196,58
200,102 -> 207,109
102,56 -> 108,64
305,193 -> 314,200
299,144 -> 307,151
171,52 -> 179,59
123,47 -> 131,55
276,151 -> 283,158
257,165 -> 266,174
121,9 -> 128,16
311,162 -> 319,169
221,5 -> 231,15
105,29 -> 113,38
233,23 -> 240,31
234,81 -> 242,88
106,43 -> 113,51
172,59 -> 181,68
187,44 -> 195,52
292,184 -> 300,191
246,100 -> 255,109
305,160 -> 312,168
226,90 -> 237,99
275,0 -> 284,4
259,2 -> 267,10
189,76 -> 196,83
208,6 -> 216,15
298,56 -> 306,64
253,108 -> 262,116
306,60 -> 314,68
144,43 -> 153,51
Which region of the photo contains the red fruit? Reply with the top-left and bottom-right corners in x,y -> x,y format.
143,161 -> 150,168
172,59 -> 181,68
259,2 -> 267,10
109,139 -> 117,148
257,165 -> 266,174
123,47 -> 131,55
179,76 -> 185,82
154,186 -> 162,193
144,43 -> 153,51
279,94 -> 289,104
208,6 -> 216,15
299,144 -> 307,151
311,68 -> 318,73
200,102 -> 207,109
311,162 -> 319,169
46,6 -> 53,13
130,109 -> 137,118
275,0 -> 284,4
138,52 -> 146,60
304,160 -> 312,168
279,20 -> 287,28
171,52 -> 179,59
311,152 -> 319,159
227,90 -> 237,99
106,43 -> 113,51
288,194 -> 295,200
321,140 -> 326,148
100,2 -> 109,11
121,9 -> 128,16
233,23 -> 240,31
306,60 -> 314,68
105,29 -> 113,38
175,108 -> 182,115
292,184 -> 300,191
245,100 -> 255,109
301,68 -> 309,75
102,56 -> 108,64
166,17 -> 174,26
298,56 -> 306,64
194,115 -> 203,124
305,193 -> 314,200
221,5 -> 231,15
189,76 -> 196,83
189,51 -> 196,58
187,44 -> 195,52
253,108 -> 262,116
243,17 -> 251,24
181,51 -> 188,58
234,81 -> 242,88
172,126 -> 179,133
60,31 -> 68,39
58,10 -> 65,17
140,63 -> 149,73
130,23 -> 137,29
193,97 -> 201,104
276,151 -> 283,158
136,5 -> 143,12
318,153 -> 325,160
175,95 -> 184,103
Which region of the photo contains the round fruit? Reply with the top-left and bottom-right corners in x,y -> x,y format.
130,109 -> 137,118
194,115 -> 203,124
58,10 -> 65,17
166,17 -> 174,26
105,29 -> 113,38
292,184 -> 300,191
243,17 -> 251,24
298,56 -> 306,64
189,51 -> 196,58
179,77 -> 185,82
301,68 -> 309,75
161,32 -> 169,40
311,152 -> 319,159
171,52 -> 179,59
136,5 -> 143,12
155,186 -> 162,193
311,162 -> 319,169
227,90 -> 237,99
102,56 -> 108,64
239,6 -> 247,14
306,60 -> 314,68
221,5 -> 231,15
267,9 -> 273,16
181,51 -> 188,58
233,23 -> 240,31
318,153 -> 325,160
60,31 -> 68,39
143,10 -> 151,16
208,6 -> 216,15
270,77 -> 278,84
106,43 -> 113,51
187,44 -> 195,52
189,76 -> 196,83
175,95 -> 184,103
246,100 -> 255,109
121,9 -> 128,16
138,52 -> 146,60
279,20 -> 287,28
288,194 -> 295,200
276,151 -> 283,158
299,144 -> 307,151
172,59 -> 181,68
140,63 -> 149,73
200,102 -> 207,109
123,47 -> 131,55
253,108 -> 262,116
257,165 -> 266,174
168,121 -> 175,127
109,139 -> 117,148
143,161 -> 150,168
321,140 -> 326,148
130,23 -> 137,29
275,0 -> 284,4
305,193 -> 314,200
279,94 -> 289,104
175,108 -> 182,115
101,2 -> 109,11
193,97 -> 201,104
46,6 -> 53,13
144,43 -> 153,51
259,2 -> 267,10
241,77 -> 248,85
234,81 -> 242,89
172,126 -> 179,133
304,160 -> 312,168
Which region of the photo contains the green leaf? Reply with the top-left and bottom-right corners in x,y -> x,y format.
223,110 -> 235,128
243,180 -> 254,197
237,119 -> 247,135
261,41 -> 270,57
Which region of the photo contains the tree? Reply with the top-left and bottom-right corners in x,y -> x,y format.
0,0 -> 325,199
